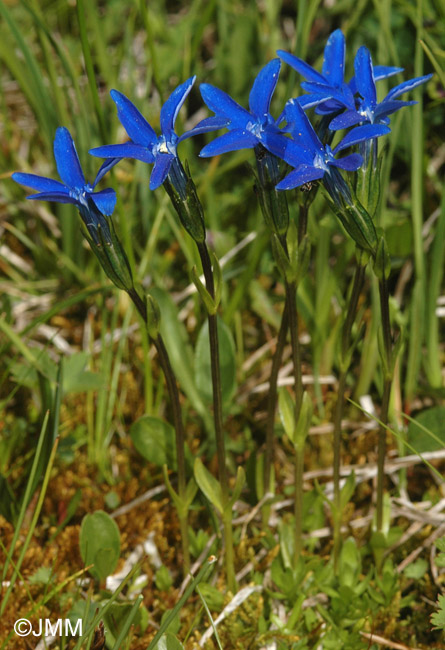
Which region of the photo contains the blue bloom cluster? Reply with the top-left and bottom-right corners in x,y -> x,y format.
13,29 -> 431,222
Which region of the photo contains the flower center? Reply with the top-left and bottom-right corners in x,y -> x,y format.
155,134 -> 177,157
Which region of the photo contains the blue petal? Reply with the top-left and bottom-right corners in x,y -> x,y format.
199,84 -> 251,127
54,127 -> 86,189
330,153 -> 363,171
373,65 -> 403,81
249,59 -> 281,117
276,165 -> 325,190
89,142 -> 155,163
349,65 -> 402,95
284,100 -> 323,154
315,98 -> 347,114
90,188 -> 116,216
27,191 -> 80,205
322,29 -> 345,88
354,47 -> 376,108
275,139 -> 313,167
199,129 -> 258,157
260,131 -> 295,161
12,172 -> 67,193
92,158 -> 121,187
302,81 -> 355,109
333,124 -> 390,154
329,110 -> 365,130
374,99 -> 416,119
110,89 -> 157,146
178,116 -> 230,141
149,153 -> 175,190
160,76 -> 196,135
296,94 -> 331,110
384,73 -> 432,101
277,50 -> 326,84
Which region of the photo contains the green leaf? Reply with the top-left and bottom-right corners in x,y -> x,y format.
194,458 -> 223,514
431,594 -> 445,630
79,511 -> 120,581
194,317 -> 236,406
403,558 -> 428,579
278,388 -> 295,440
339,537 -> 361,588
407,406 -> 445,452
150,288 -> 212,433
339,472 -> 356,511
227,466 -> 246,510
130,416 -> 176,469
155,633 -> 184,650
155,565 -> 173,591
63,352 -> 104,394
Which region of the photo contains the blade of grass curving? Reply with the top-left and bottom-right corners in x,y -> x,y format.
20,0 -> 93,144
196,585 -> 224,650
0,317 -> 54,380
139,0 -> 164,103
0,434 -> 59,615
400,409 -> 445,451
151,287 -> 214,434
419,39 -> 445,87
110,595 -> 144,650
146,555 -> 217,650
0,2 -> 56,144
72,564 -> 141,650
348,398 -> 444,482
76,0 -> 107,141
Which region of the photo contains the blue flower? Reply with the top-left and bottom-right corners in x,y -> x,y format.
329,46 -> 433,130
198,59 -> 289,159
277,29 -> 402,115
89,77 -> 227,190
12,127 -> 116,218
275,101 -> 390,190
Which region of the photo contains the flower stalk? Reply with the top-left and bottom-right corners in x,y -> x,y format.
196,241 -> 236,593
332,258 -> 366,571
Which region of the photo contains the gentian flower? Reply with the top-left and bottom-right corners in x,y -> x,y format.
12,127 -> 116,227
275,101 -> 390,191
13,127 -> 134,291
277,29 -> 401,115
329,46 -> 433,130
198,59 -> 289,160
89,76 -> 227,190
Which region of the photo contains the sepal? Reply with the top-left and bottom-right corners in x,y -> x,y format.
164,159 -> 206,243
373,236 -> 391,281
79,208 -> 134,292
146,294 -> 161,338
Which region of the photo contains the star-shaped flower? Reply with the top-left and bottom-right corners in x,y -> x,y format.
329,46 -> 433,130
89,77 -> 227,190
198,59 -> 288,159
277,29 -> 402,115
12,127 -> 116,218
275,101 -> 390,190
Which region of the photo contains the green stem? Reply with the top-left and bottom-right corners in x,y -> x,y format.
376,275 -> 393,532
197,242 -> 236,593
285,279 -> 303,412
332,262 -> 365,572
264,304 -> 289,498
128,288 -> 190,573
294,440 -> 304,563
